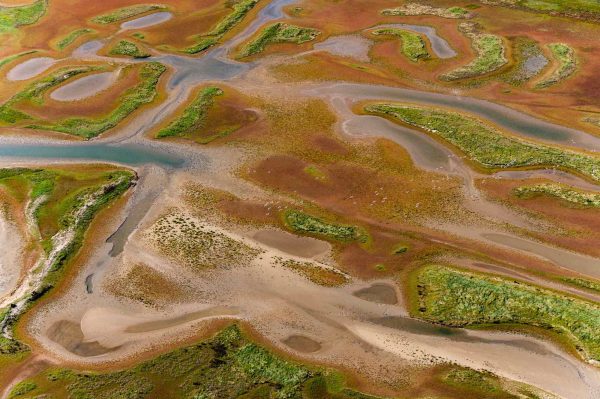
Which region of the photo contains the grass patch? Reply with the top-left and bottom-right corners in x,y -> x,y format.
514,183 -> 600,207
91,4 -> 166,24
28,62 -> 166,139
238,22 -> 320,58
303,165 -> 327,181
0,50 -> 37,69
0,0 -> 46,33
108,39 -> 150,58
412,264 -> 600,362
283,209 -> 366,243
365,103 -> 600,182
156,86 -> 223,139
55,28 -> 95,50
441,23 -> 506,80
10,324 -> 378,399
495,0 -> 600,19
0,65 -> 103,125
561,277 -> 600,294
371,28 -> 429,62
182,0 -> 258,54
382,3 -> 468,18
535,43 -> 576,88
442,367 -> 504,395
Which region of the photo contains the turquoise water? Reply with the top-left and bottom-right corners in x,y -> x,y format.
0,143 -> 185,168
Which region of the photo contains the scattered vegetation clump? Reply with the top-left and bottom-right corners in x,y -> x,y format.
157,86 -> 223,139
442,367 -> 503,395
274,257 -> 349,287
514,183 -> 600,207
55,28 -> 95,50
104,263 -> 188,306
108,39 -> 150,58
91,4 -> 166,24
482,0 -> 600,20
535,43 -> 576,88
371,28 -> 429,62
0,50 -> 37,69
441,23 -> 507,80
147,212 -> 262,271
0,65 -> 102,124
239,22 -> 320,58
412,265 -> 600,361
28,62 -> 166,138
183,0 -> 259,54
500,37 -> 548,85
391,243 -> 409,254
0,0 -> 47,33
8,380 -> 37,397
365,103 -> 600,182
8,325 -> 380,398
381,3 -> 468,18
283,210 -> 366,243
303,165 -> 327,181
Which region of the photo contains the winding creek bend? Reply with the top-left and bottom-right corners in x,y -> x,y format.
2,0 -> 600,397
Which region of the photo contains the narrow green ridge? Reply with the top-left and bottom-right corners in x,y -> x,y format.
91,4 -> 166,24
239,22 -> 320,58
55,28 -> 95,50
413,264 -> 600,361
514,183 -> 600,207
536,43 -> 576,88
366,103 -> 600,182
371,28 -> 429,62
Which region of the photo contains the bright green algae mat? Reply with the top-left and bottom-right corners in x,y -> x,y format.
412,265 -> 600,361
366,103 -> 600,182
8,325 -> 382,399
239,22 -> 320,58
0,0 -> 47,33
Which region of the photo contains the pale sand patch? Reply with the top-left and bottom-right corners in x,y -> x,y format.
0,207 -> 24,299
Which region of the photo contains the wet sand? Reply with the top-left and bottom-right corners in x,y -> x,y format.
252,229 -> 330,258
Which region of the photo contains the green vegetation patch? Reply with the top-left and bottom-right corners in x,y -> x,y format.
381,3 -> 468,18
0,0 -> 47,33
488,0 -> 600,19
182,0 -> 258,54
536,43 -> 576,88
412,264 -> 600,361
28,62 -> 166,139
91,4 -> 166,24
239,22 -> 320,58
108,39 -> 150,58
372,28 -> 429,62
10,324 -> 379,399
561,277 -> 600,294
0,65 -> 102,124
283,210 -> 366,243
441,23 -> 507,80
0,50 -> 37,69
365,103 -> 600,182
514,183 -> 600,207
443,367 -> 503,395
55,28 -> 95,50
157,86 -> 223,139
